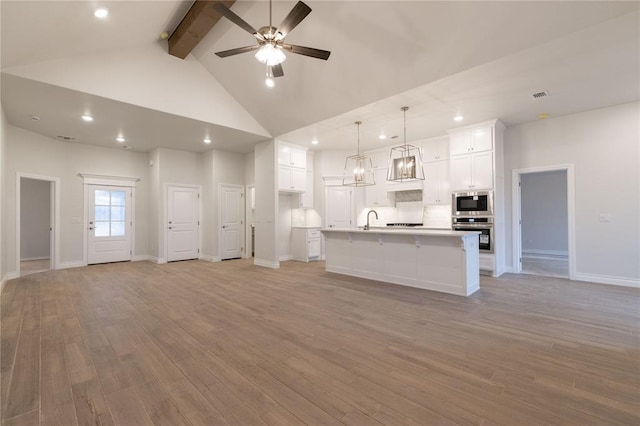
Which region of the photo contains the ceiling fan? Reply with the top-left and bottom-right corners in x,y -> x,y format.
213,0 -> 331,86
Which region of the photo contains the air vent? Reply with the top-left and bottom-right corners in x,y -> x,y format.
531,90 -> 549,100
56,135 -> 76,141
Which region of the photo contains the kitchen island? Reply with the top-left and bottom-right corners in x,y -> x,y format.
322,228 -> 480,296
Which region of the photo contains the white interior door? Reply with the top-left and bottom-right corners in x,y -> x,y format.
326,186 -> 353,228
88,186 -> 132,264
219,184 -> 244,260
167,186 -> 200,262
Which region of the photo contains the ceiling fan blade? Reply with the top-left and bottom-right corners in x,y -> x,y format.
213,3 -> 262,39
276,1 -> 312,38
283,44 -> 331,60
271,64 -> 284,78
215,45 -> 259,58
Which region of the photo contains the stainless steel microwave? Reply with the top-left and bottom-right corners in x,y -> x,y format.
452,191 -> 493,216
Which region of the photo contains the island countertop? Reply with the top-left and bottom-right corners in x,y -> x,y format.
321,227 -> 480,296
321,227 -> 479,237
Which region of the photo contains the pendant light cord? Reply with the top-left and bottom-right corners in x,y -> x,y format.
355,121 -> 362,155
401,106 -> 409,149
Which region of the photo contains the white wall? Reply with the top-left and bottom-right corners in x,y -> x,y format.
521,170 -> 568,256
504,102 -> 640,284
153,148 -> 202,262
278,194 -> 293,260
20,178 -> 51,260
0,106 -> 7,287
5,126 -> 150,271
201,149 -> 246,260
254,140 -> 278,268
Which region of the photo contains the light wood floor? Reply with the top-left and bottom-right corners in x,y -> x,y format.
1,259 -> 638,425
19,260 -> 50,278
522,255 -> 569,279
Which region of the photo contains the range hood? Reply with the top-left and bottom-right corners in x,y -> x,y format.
386,181 -> 424,192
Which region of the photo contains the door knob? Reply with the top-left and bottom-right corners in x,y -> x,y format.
168,226 -> 172,230
89,227 -> 94,230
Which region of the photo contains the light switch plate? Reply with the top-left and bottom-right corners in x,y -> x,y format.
598,214 -> 611,223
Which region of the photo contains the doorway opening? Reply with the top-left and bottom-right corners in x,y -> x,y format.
512,165 -> 575,280
16,174 -> 60,277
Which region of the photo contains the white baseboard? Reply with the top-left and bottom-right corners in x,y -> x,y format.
148,256 -> 167,264
200,255 -> 220,263
58,261 -> 85,270
20,256 -> 50,261
132,255 -> 150,262
522,249 -> 568,259
574,273 -> 639,288
279,254 -> 293,262
254,259 -> 280,269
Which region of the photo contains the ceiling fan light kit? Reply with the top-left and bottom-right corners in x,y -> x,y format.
387,106 -> 425,182
213,0 -> 331,85
343,121 -> 376,187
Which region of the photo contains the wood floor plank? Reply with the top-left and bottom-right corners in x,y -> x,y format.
0,259 -> 638,425
2,409 -> 39,426
71,378 -> 115,426
133,380 -> 191,426
3,330 -> 40,420
105,387 -> 153,426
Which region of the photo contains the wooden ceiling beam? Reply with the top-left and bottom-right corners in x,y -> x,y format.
168,0 -> 236,59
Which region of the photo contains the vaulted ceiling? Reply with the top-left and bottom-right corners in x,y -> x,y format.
1,1 -> 638,154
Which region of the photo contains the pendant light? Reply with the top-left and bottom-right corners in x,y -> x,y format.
343,121 -> 375,187
387,106 -> 425,182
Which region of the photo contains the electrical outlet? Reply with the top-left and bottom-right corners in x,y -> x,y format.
598,214 -> 612,223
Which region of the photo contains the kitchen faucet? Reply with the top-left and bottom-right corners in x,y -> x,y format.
365,210 -> 379,230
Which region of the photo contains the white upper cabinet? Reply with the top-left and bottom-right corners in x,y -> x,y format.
278,143 -> 307,168
423,160 -> 450,205
367,149 -> 389,170
365,168 -> 395,207
451,151 -> 493,191
421,136 -> 450,163
278,142 -> 308,192
450,125 -> 493,156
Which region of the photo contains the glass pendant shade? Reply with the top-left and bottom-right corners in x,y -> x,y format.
255,43 -> 286,66
343,121 -> 375,187
387,106 -> 425,182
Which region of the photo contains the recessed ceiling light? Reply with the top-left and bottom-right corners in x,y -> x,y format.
31,116 -> 40,121
311,139 -> 319,145
537,113 -> 549,119
93,8 -> 108,19
81,115 -> 94,122
379,134 -> 387,140
454,115 -> 464,122
204,137 -> 212,144
116,136 -> 125,143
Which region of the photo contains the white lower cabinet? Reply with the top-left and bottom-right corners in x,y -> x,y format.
292,228 -> 321,262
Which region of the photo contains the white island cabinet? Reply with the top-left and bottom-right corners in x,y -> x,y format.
322,228 -> 480,296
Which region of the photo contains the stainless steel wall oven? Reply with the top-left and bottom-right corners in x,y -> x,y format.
452,217 -> 494,253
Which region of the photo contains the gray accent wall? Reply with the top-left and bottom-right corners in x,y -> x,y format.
521,170 -> 568,256
20,178 -> 51,260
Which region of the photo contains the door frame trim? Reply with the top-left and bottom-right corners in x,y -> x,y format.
15,173 -> 61,276
218,183 -> 245,260
511,164 -> 575,279
165,183 -> 202,263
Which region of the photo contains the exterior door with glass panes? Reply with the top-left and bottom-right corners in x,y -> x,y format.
88,186 -> 132,264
